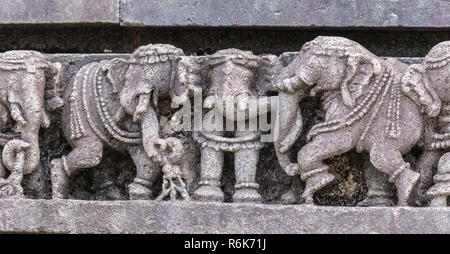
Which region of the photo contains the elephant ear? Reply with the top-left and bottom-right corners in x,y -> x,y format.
105,58 -> 129,94
401,64 -> 424,96
44,61 -> 64,111
340,54 -> 380,108
170,56 -> 207,106
402,64 -> 442,117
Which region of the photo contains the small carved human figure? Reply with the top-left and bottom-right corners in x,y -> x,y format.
274,36 -> 422,206
50,44 -> 199,200
0,51 -> 63,198
190,49 -> 279,203
155,137 -> 190,201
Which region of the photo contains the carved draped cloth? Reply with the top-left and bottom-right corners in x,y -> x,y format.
66,60 -> 142,150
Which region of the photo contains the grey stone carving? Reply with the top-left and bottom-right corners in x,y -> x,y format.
190,49 -> 280,203
49,44 -> 199,200
274,36 -> 422,206
357,161 -> 395,207
154,137 -> 190,201
401,40 -> 450,206
427,152 -> 450,206
3,38 -> 442,208
0,51 -> 62,199
0,140 -> 29,198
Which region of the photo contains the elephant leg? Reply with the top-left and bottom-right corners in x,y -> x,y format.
297,130 -> 355,204
369,145 -> 420,206
194,131 -> 225,202
357,160 -> 395,207
50,135 -> 103,199
233,131 -> 262,203
127,145 -> 161,200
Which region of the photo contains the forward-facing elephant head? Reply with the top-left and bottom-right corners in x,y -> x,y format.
0,51 -> 62,176
206,49 -> 280,123
203,49 -> 260,122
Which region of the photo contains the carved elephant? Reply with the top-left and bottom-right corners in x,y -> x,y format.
0,50 -> 63,182
50,44 -> 200,199
273,36 -> 422,206
173,49 -> 280,203
401,40 -> 450,205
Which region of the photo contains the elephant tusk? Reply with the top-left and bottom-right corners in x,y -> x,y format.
41,111 -> 51,128
133,93 -> 151,122
10,103 -> 27,127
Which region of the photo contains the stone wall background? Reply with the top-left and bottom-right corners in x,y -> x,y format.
0,0 -> 448,205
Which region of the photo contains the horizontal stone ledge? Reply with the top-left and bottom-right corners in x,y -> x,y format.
120,0 -> 450,28
0,0 -> 119,25
1,0 -> 448,28
0,199 -> 448,233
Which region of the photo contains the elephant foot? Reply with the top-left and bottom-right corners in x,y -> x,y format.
233,188 -> 261,203
357,196 -> 395,207
280,176 -> 304,204
280,189 -> 298,204
395,168 -> 420,206
413,190 -> 429,207
128,181 -> 152,200
50,158 -> 69,199
301,171 -> 335,205
429,196 -> 448,207
193,184 -> 224,202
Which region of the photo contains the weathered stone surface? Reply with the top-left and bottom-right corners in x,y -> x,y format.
120,0 -> 450,28
0,0 -> 119,24
0,0 -> 448,27
0,199 -> 448,233
46,54 -> 128,85
28,54 -> 422,203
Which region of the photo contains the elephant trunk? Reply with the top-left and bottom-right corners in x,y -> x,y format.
2,139 -> 29,173
274,89 -> 304,173
19,116 -> 41,175
140,104 -> 160,161
17,75 -> 46,175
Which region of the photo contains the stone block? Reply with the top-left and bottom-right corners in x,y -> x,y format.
0,199 -> 449,233
0,0 -> 119,24
120,0 -> 450,28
